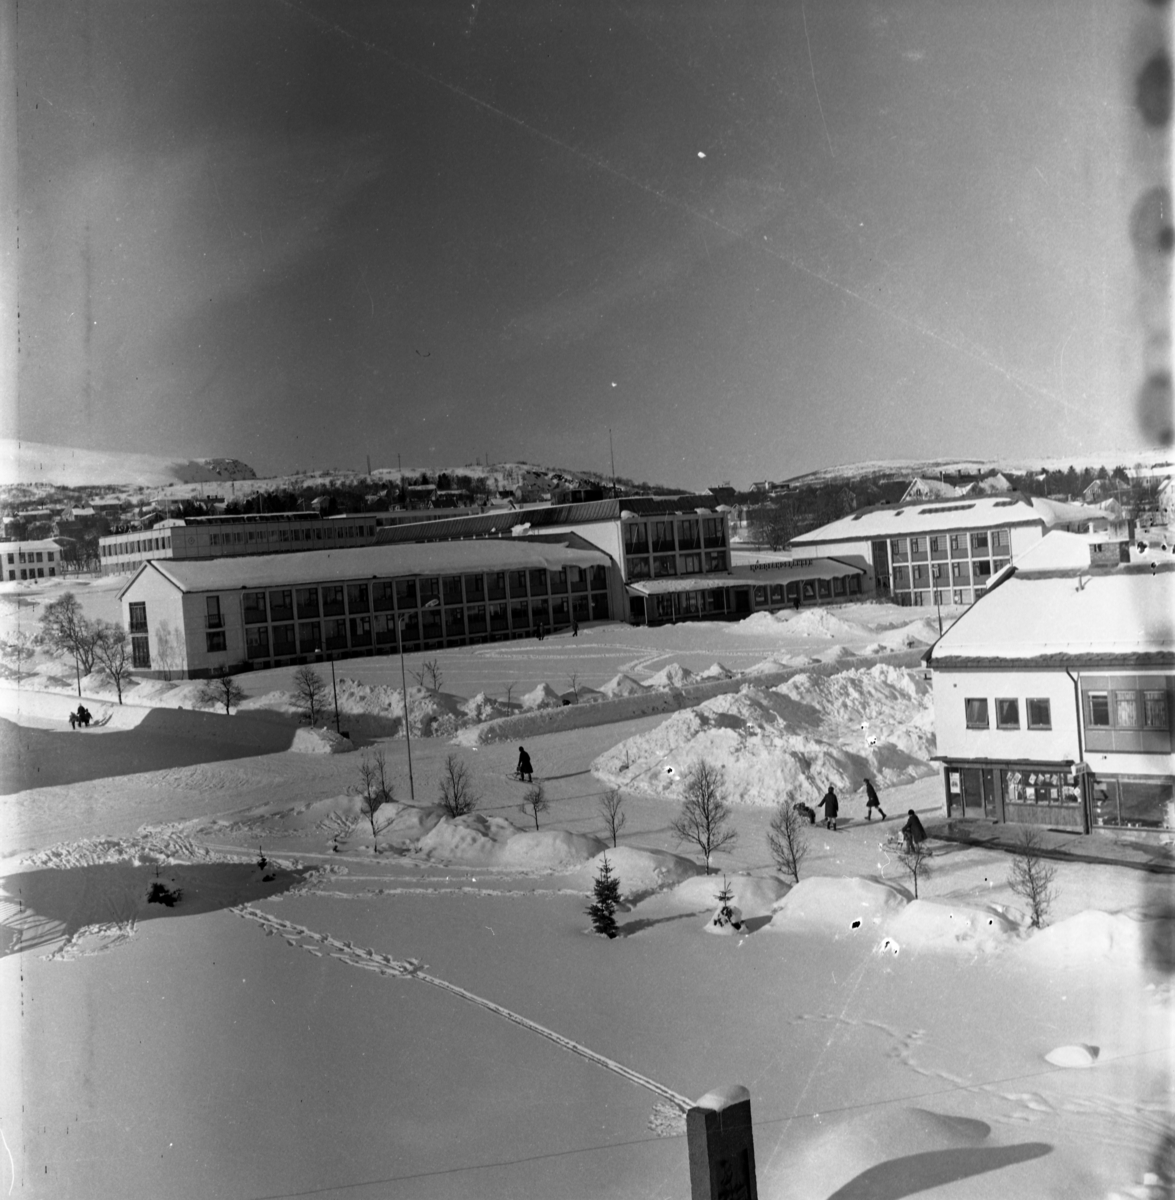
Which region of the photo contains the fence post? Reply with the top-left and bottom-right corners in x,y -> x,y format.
686,1084 -> 758,1200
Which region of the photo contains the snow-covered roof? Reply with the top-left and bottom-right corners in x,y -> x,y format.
790,493 -> 1103,546
927,562 -> 1175,668
119,539 -> 611,598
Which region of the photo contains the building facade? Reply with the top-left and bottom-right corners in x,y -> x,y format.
925,534 -> 1174,834
118,539 -> 618,678
1,539 -> 67,581
789,493 -> 1107,607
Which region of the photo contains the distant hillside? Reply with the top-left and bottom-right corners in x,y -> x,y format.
781,449 -> 1175,488
0,440 -> 257,487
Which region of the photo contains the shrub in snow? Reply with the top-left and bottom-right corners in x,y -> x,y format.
520,783 -> 549,830
671,760 -> 737,874
146,881 -> 182,907
766,800 -> 809,883
586,855 -> 621,938
1007,828 -> 1058,929
354,748 -> 394,850
437,753 -> 479,817
896,839 -> 932,899
706,875 -> 743,933
598,787 -> 627,847
290,665 -> 329,725
196,670 -> 247,715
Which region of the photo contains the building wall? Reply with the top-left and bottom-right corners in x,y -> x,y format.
1,540 -> 65,581
121,567 -> 190,676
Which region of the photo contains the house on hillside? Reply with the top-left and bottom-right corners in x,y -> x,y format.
924,531 -> 1174,834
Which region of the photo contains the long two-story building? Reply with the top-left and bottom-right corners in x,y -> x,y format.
924,533 -> 1174,834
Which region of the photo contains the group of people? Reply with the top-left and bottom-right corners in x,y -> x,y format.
809,779 -> 926,851
68,705 -> 92,729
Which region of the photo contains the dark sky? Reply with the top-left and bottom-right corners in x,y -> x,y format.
6,1 -> 1162,486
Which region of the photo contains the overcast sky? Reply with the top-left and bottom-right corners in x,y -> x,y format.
4,1 -> 1165,487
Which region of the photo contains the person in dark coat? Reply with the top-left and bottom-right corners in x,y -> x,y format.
516,746 -> 533,783
901,810 -> 927,853
817,786 -> 839,831
794,801 -> 816,825
68,710 -> 78,730
863,778 -> 887,820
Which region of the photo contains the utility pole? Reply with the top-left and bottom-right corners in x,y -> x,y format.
609,428 -> 617,499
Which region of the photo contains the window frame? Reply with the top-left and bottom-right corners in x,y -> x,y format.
995,697 -> 1020,729
964,697 -> 990,729
1026,697 -> 1052,730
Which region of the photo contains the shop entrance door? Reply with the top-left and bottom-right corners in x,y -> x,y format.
960,767 -> 995,818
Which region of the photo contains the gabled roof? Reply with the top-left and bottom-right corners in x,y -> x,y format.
118,538 -> 611,597
926,560 -> 1175,669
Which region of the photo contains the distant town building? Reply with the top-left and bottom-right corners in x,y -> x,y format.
1,538 -> 66,581
925,531 -> 1174,835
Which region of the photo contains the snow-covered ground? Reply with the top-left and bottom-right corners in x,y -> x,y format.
1,577 -> 1173,1199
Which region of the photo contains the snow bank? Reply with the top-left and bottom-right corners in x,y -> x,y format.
592,666 -> 936,806
415,812 -> 520,862
573,847 -> 699,902
697,662 -> 735,679
768,876 -> 910,934
669,873 -> 790,918
600,673 -> 647,698
884,897 -> 1025,954
521,682 -> 563,710
461,691 -> 511,722
644,662 -> 696,689
290,726 -> 355,754
781,609 -> 870,639
495,830 -> 606,870
1013,910 -> 1154,971
880,618 -> 940,649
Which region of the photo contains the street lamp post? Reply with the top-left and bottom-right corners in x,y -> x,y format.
316,648 -> 340,733
396,615 -> 416,802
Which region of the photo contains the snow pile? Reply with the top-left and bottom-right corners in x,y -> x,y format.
1013,910 -> 1155,972
884,897 -> 1025,954
415,812 -> 521,862
461,691 -> 511,722
599,673 -> 647,698
670,873 -> 789,918
290,726 -> 355,754
768,876 -> 910,934
780,609 -> 870,639
724,611 -> 791,635
742,658 -> 792,677
496,830 -> 606,870
644,662 -> 696,689
521,682 -> 563,710
573,847 -> 699,902
697,662 -> 735,679
816,644 -> 857,663
880,618 -> 940,649
1044,1043 -> 1099,1068
316,679 -> 466,738
592,666 -> 936,806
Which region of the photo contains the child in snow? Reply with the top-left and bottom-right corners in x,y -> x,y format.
794,801 -> 816,825
817,785 -> 839,831
901,810 -> 927,853
863,778 -> 887,820
516,746 -> 533,783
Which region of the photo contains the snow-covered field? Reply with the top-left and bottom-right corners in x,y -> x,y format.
1,576 -> 1173,1199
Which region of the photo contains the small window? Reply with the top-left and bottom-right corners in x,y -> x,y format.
1143,690 -> 1169,730
965,698 -> 989,728
1026,698 -> 1051,730
996,698 -> 1020,729
1087,691 -> 1110,727
128,602 -> 148,632
206,631 -> 227,652
1114,692 -> 1139,728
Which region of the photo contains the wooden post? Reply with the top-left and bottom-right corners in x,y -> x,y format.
686,1084 -> 758,1200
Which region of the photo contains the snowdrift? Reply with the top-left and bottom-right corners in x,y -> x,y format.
768,876 -> 910,935
669,873 -> 790,918
290,727 -> 355,754
599,673 -> 647,698
573,847 -> 700,902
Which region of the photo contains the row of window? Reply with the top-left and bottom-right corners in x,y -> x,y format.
7,567 -> 56,580
102,536 -> 171,557
238,567 -> 607,625
965,697 -> 1053,730
622,517 -> 727,556
207,524 -> 374,547
893,559 -> 996,587
6,549 -> 56,564
890,530 -> 1009,561
753,576 -> 862,606
896,588 -> 977,607
965,690 -> 1171,732
626,550 -> 727,579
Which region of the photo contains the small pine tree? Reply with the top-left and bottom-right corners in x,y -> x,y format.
586,855 -> 621,938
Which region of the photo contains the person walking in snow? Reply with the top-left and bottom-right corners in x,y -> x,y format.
817,785 -> 839,831
68,710 -> 78,730
516,746 -> 533,783
863,778 -> 887,821
901,810 -> 926,853
571,617 -> 579,637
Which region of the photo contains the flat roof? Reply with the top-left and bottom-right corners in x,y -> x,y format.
927,562 -> 1175,668
119,538 -> 611,598
790,493 -> 1103,546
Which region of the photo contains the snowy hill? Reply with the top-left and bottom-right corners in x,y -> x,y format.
0,439 -> 257,487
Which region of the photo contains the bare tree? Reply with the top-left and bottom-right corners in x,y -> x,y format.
0,633 -> 37,683
197,669 -> 248,715
567,671 -> 581,702
520,783 -> 549,830
671,760 -> 737,874
291,665 -> 329,725
503,681 -> 519,710
91,621 -> 133,704
355,748 -> 394,850
40,592 -> 97,688
154,620 -> 179,682
766,800 -> 809,884
412,658 -> 443,691
598,787 -> 627,847
437,753 -> 479,817
896,840 -> 932,899
1007,828 -> 1058,929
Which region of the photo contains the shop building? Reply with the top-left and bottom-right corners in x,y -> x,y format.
788,493 -> 1107,607
925,533 -> 1174,834
118,538 -> 617,678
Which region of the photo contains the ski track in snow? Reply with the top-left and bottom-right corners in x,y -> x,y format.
233,904 -> 693,1111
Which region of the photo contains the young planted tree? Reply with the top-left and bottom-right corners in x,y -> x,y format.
502,681 -> 519,711
154,620 -> 179,682
40,592 -> 97,692
671,760 -> 737,874
355,748 -> 393,850
766,800 -> 810,884
567,672 -> 581,702
896,840 -> 932,899
520,783 -> 549,830
412,658 -> 443,691
598,787 -> 627,848
1007,828 -> 1058,929
1,634 -> 37,683
291,665 -> 329,725
437,753 -> 479,817
197,669 -> 248,715
91,620 -> 132,704
712,875 -> 742,930
585,855 -> 621,938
